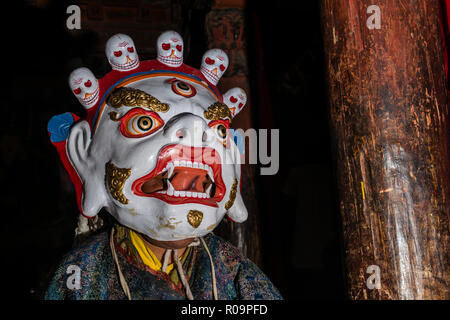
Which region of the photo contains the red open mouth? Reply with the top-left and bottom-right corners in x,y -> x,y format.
132,144 -> 226,207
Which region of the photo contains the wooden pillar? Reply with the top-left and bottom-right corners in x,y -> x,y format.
321,0 -> 449,299
205,0 -> 262,266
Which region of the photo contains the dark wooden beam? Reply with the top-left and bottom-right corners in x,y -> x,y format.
321,0 -> 449,299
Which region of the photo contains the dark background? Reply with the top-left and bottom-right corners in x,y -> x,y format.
0,0 -> 346,299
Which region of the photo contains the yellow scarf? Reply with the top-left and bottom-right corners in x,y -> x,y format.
129,229 -> 183,274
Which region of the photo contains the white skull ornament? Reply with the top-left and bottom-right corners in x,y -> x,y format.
157,31 -> 184,67
105,34 -> 140,71
223,87 -> 247,117
200,49 -> 229,86
69,67 -> 99,109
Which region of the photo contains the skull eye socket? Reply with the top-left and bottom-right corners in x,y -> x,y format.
73,87 -> 81,95
84,80 -> 92,88
114,50 -> 122,57
170,79 -> 197,98
119,108 -> 164,138
229,96 -> 238,103
219,64 -> 226,71
176,45 -> 182,52
127,46 -> 135,53
162,43 -> 171,50
205,57 -> 215,65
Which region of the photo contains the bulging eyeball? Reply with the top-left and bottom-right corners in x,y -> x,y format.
223,87 -> 247,117
105,33 -> 140,72
69,67 -> 99,109
200,48 -> 229,85
157,30 -> 184,67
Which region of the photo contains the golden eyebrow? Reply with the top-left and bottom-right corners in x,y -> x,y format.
204,102 -> 233,123
107,87 -> 170,112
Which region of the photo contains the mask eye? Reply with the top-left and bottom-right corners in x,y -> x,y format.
114,50 -> 122,57
170,79 -> 197,98
216,124 -> 227,138
208,119 -> 230,146
127,46 -> 135,53
119,108 -> 164,138
73,87 -> 81,95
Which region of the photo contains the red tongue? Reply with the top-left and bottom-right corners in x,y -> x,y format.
170,168 -> 208,192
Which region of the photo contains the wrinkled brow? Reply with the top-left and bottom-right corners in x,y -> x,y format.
107,87 -> 170,113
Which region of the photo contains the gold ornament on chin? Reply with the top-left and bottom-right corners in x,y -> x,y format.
187,210 -> 203,228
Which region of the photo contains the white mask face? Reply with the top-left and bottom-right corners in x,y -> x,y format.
66,74 -> 247,241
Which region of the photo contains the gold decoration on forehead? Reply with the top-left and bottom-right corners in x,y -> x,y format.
105,162 -> 131,205
108,87 -> 170,112
225,179 -> 238,210
187,210 -> 203,228
204,102 -> 233,123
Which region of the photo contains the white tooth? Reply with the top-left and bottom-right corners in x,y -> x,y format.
167,162 -> 174,177
206,184 -> 212,195
187,161 -> 192,167
208,167 -> 215,182
199,163 -> 204,169
167,182 -> 174,196
174,190 -> 180,197
193,162 -> 199,169
186,191 -> 192,197
160,190 -> 166,194
180,160 -> 186,167
192,192 -> 198,198
179,191 -> 186,197
174,160 -> 180,167
205,164 -> 210,171
202,193 -> 208,199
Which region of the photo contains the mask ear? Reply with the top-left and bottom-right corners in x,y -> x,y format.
226,190 -> 248,223
225,144 -> 248,223
66,120 -> 107,217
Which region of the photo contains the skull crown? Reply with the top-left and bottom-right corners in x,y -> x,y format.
68,31 -> 245,123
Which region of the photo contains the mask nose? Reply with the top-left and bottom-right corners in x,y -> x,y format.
164,113 -> 215,146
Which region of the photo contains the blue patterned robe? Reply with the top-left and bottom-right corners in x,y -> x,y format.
45,225 -> 282,300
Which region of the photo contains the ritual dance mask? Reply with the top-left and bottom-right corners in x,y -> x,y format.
48,31 -> 248,241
